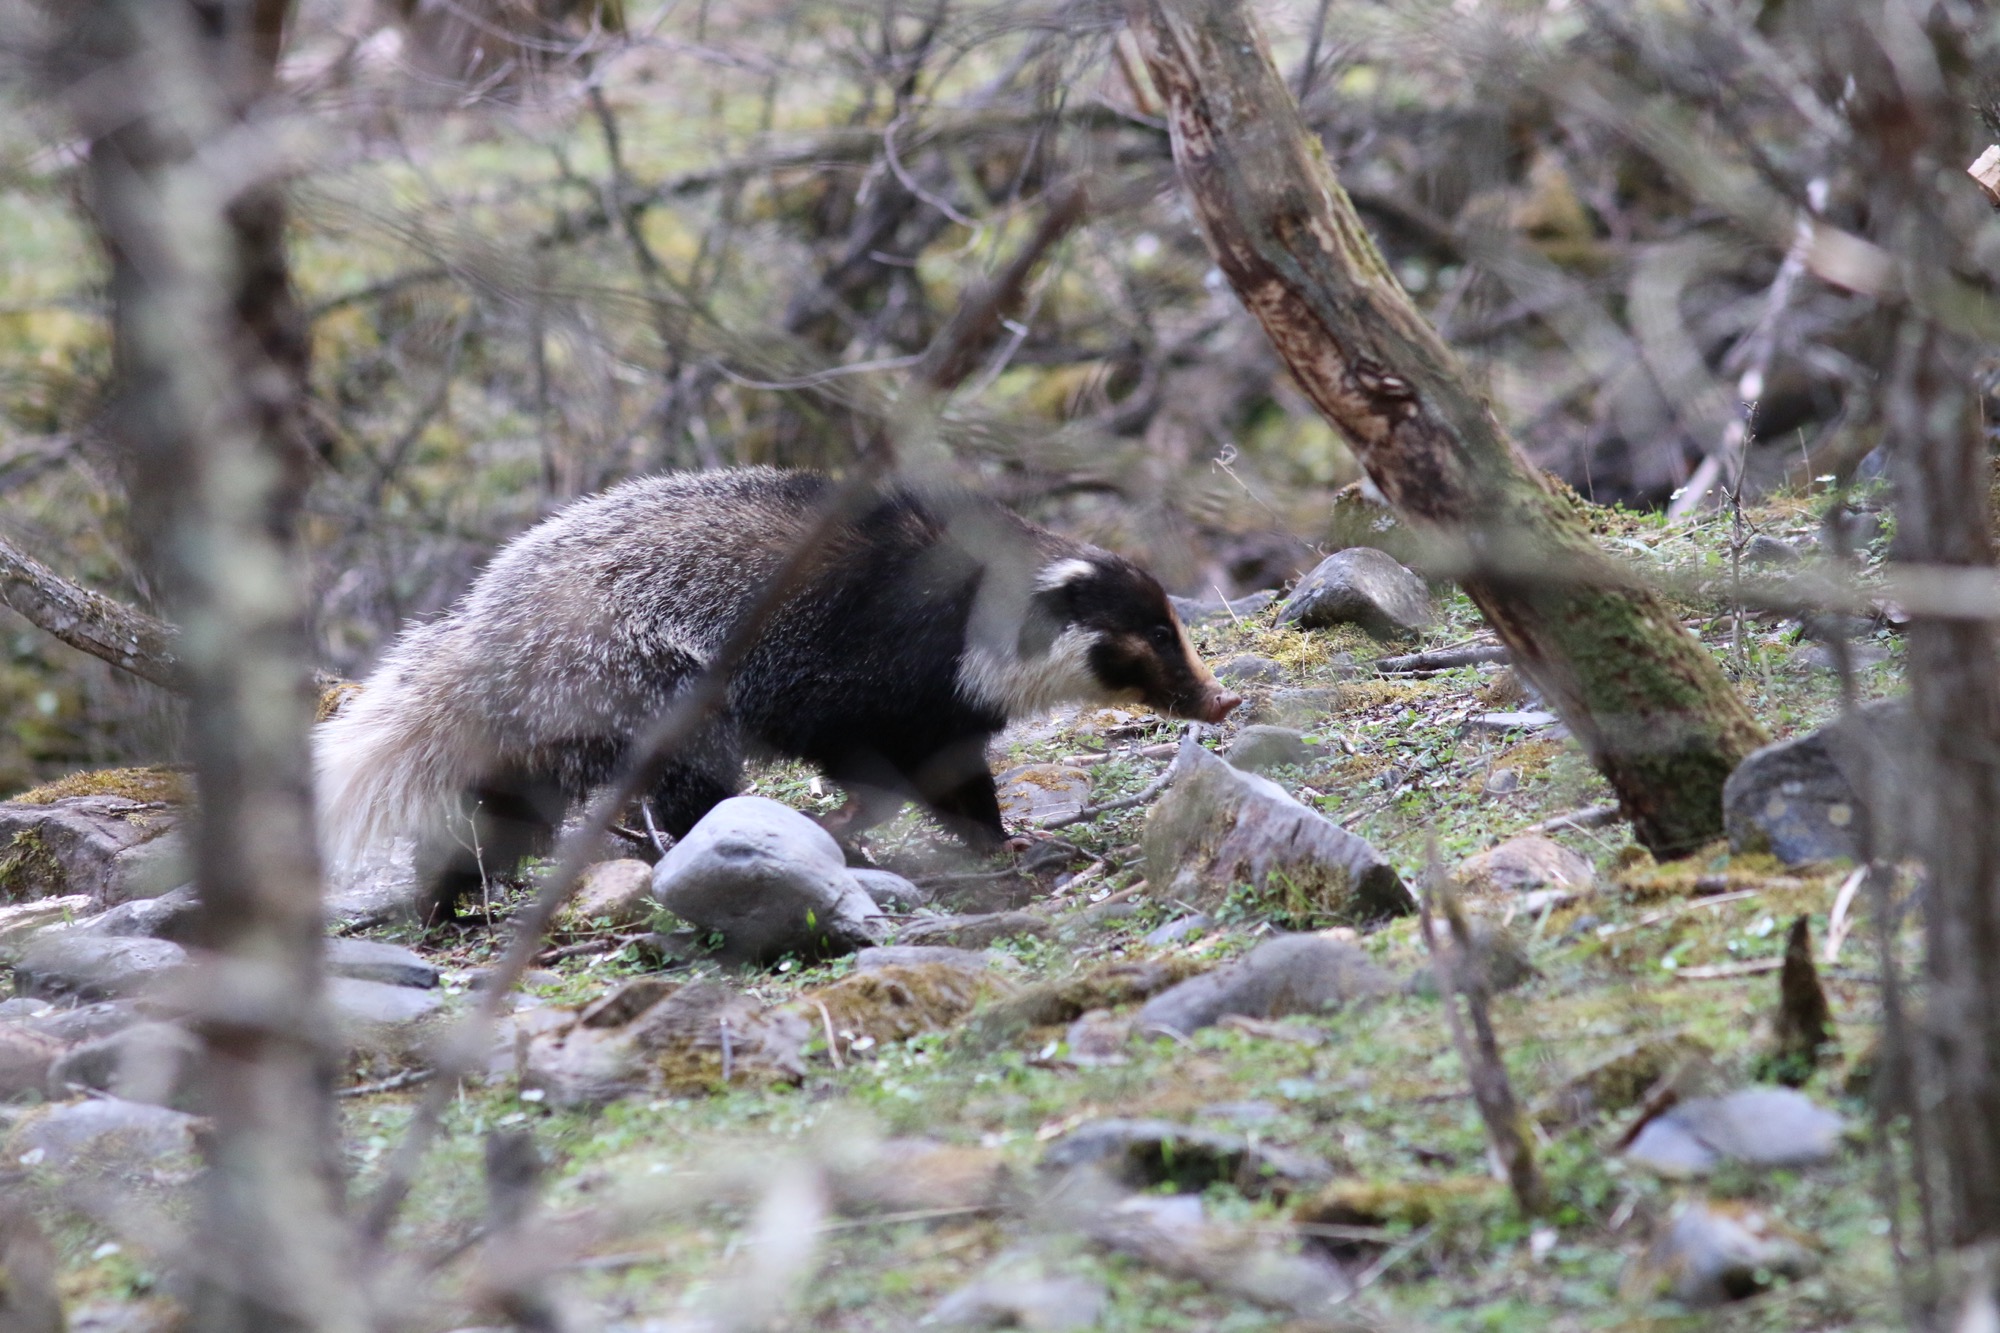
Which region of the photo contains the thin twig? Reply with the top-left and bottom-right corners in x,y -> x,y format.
340,1068 -> 435,1098
1039,725 -> 1203,830
1419,850 -> 1547,1217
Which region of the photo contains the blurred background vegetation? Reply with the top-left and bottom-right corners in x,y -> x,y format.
0,0 -> 1992,795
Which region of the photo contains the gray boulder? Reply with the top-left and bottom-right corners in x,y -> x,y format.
0,798 -> 187,905
323,844 -> 427,930
559,859 -> 657,931
48,1022 -> 202,1111
13,932 -> 187,1001
521,978 -> 809,1108
1225,725 -> 1322,773
1143,746 -> 1406,922
1724,697 -> 1913,866
929,1267 -> 1105,1331
1143,914 -> 1211,947
1745,534 -> 1802,566
848,869 -> 929,912
651,796 -> 882,964
329,976 -> 445,1060
76,885 -> 201,943
1623,1088 -> 1846,1177
1627,1197 -> 1818,1308
1137,934 -> 1396,1036
24,1000 -> 148,1045
325,937 -> 439,989
1216,655 -> 1285,685
1278,548 -> 1432,638
1454,834 -> 1594,896
10,1097 -> 204,1179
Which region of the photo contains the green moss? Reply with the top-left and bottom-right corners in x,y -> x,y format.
0,829 -> 64,898
11,766 -> 189,807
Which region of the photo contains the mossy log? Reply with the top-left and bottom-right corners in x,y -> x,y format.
1125,0 -> 1767,856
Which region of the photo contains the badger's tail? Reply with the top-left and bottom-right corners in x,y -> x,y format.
313,651 -> 482,873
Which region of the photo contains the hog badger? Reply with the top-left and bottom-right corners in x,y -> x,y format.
316,467 -> 1240,897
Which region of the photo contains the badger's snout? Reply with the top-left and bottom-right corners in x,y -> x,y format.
1202,689 -> 1243,723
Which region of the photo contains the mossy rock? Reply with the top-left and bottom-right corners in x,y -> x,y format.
964,957 -> 1204,1048
1143,747 -> 1407,924
796,962 -> 1004,1053
1295,1177 -> 1502,1243
12,767 -> 189,807
1613,844 -> 1795,901
1535,1036 -> 1716,1132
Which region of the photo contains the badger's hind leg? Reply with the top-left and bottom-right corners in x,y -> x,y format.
414,767 -> 568,926
645,718 -> 747,842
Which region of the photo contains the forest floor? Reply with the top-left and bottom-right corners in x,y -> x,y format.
38,488 -> 1914,1332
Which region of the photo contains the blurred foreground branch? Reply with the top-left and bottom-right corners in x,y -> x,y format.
59,0 -> 362,1326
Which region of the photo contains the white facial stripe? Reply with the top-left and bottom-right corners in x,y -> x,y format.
957,625 -> 1121,716
1035,558 -> 1097,592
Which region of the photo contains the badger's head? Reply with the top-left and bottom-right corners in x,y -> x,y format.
961,551 -> 1242,723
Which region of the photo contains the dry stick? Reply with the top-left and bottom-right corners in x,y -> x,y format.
356,465 -> 893,1248
1521,803 -> 1622,836
1418,862 -> 1548,1218
1374,644 -> 1509,674
0,534 -> 182,691
1038,725 -> 1203,830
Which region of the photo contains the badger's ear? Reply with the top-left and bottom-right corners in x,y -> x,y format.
1017,558 -> 1094,658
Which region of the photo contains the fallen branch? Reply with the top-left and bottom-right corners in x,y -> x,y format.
0,533 -> 181,691
1374,644 -> 1509,673
1672,958 -> 1784,981
1039,726 -> 1204,830
1521,803 -> 1622,836
339,1068 -> 435,1098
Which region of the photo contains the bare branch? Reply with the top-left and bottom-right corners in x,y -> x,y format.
0,532 -> 182,691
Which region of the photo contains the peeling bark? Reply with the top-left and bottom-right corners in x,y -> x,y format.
1125,0 -> 1766,856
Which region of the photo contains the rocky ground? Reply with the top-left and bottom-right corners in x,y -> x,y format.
0,493 -> 1912,1331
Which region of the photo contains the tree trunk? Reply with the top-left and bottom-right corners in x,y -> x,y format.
60,2 -> 365,1328
1124,0 -> 1766,857
1886,320 -> 2000,1245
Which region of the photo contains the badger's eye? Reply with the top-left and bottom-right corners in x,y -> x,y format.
1148,625 -> 1175,645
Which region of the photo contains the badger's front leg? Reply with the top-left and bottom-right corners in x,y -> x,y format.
924,766 -> 1009,853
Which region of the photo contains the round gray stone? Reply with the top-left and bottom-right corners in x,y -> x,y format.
1278,548 -> 1433,638
651,796 -> 882,964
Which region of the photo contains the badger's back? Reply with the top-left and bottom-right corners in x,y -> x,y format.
315,468 -> 836,869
